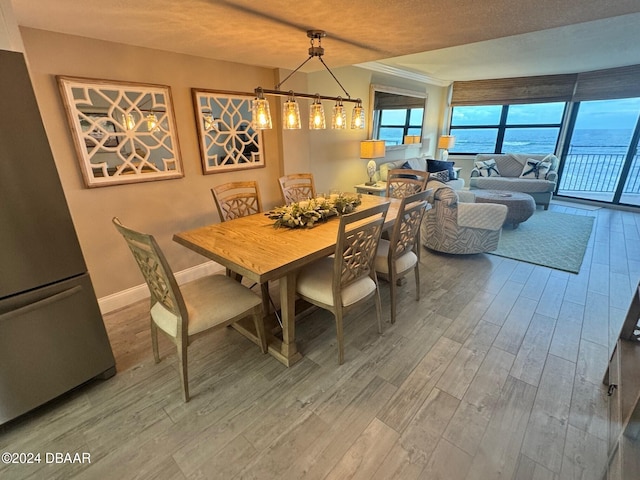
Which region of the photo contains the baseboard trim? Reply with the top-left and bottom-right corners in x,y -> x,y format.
97,261 -> 225,314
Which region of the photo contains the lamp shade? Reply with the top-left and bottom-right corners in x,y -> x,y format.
404,135 -> 421,144
437,135 -> 456,150
360,140 -> 386,159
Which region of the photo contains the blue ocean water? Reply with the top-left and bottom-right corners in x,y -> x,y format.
451,128 -> 634,155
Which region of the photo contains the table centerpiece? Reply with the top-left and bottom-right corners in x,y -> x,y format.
267,193 -> 362,228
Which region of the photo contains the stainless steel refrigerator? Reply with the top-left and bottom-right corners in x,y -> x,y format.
0,49 -> 115,425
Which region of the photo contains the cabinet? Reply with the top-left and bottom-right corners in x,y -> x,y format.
603,282 -> 640,479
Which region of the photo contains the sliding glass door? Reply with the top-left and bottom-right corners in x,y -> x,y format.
558,98 -> 640,206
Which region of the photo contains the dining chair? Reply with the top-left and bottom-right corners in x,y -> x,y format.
211,180 -> 279,324
374,190 -> 430,324
385,168 -> 429,198
112,217 -> 266,402
278,173 -> 316,205
295,202 -> 390,364
211,181 -> 263,221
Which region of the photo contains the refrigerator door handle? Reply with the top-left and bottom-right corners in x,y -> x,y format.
0,285 -> 82,322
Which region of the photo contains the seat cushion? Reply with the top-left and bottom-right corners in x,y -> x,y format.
375,238 -> 418,275
296,257 -> 376,307
151,274 -> 262,337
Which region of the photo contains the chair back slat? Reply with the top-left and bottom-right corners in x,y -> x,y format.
386,169 -> 429,199
334,203 -> 389,289
212,181 -> 262,221
112,218 -> 186,330
389,190 -> 430,261
278,173 -> 316,205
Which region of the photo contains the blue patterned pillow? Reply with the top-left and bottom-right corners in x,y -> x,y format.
430,170 -> 450,183
474,159 -> 501,177
520,158 -> 552,179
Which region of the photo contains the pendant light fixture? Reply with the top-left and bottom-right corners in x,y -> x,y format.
332,97 -> 346,129
282,91 -> 301,129
146,112 -> 159,132
253,30 -> 364,131
351,100 -> 365,129
309,95 -> 326,129
122,112 -> 136,131
252,88 -> 272,130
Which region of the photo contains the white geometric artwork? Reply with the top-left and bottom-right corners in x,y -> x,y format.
192,89 -> 265,174
58,77 -> 183,187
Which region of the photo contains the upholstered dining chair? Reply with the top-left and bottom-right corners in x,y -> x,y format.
374,190 -> 430,324
112,217 -> 266,402
295,202 -> 390,364
211,181 -> 263,221
385,168 -> 429,199
278,173 -> 316,205
211,180 -> 279,324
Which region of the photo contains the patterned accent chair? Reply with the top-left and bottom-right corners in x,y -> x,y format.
421,179 -> 508,254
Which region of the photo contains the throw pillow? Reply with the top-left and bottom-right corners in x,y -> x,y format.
430,170 -> 450,183
520,158 -> 552,179
398,161 -> 418,180
474,159 -> 501,177
427,159 -> 456,180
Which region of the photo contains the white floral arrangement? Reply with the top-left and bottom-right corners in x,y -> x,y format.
267,193 -> 362,228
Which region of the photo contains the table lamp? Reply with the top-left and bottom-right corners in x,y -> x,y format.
360,140 -> 386,185
437,135 -> 455,161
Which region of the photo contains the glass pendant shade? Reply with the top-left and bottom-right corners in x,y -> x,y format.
283,95 -> 301,129
332,100 -> 346,129
252,93 -> 272,129
146,112 -> 159,132
351,103 -> 365,129
203,112 -> 215,131
122,113 -> 136,131
309,97 -> 326,129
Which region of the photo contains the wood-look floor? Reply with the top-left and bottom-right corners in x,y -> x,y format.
2,201 -> 639,480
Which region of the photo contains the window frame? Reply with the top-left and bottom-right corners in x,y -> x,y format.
449,103 -> 568,155
374,107 -> 424,146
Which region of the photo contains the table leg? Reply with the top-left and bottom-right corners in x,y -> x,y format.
277,272 -> 302,365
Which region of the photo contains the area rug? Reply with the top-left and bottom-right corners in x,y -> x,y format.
490,210 -> 595,273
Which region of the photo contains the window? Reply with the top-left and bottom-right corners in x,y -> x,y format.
449,102 -> 566,155
375,107 -> 424,146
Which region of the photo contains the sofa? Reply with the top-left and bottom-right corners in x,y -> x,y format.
470,153 -> 559,209
379,158 -> 465,190
421,178 -> 508,254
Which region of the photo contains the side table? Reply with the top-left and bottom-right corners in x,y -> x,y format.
355,182 -> 386,196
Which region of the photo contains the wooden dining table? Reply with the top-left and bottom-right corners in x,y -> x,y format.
173,194 -> 401,367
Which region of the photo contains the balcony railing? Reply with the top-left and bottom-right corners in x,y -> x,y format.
558,153 -> 640,194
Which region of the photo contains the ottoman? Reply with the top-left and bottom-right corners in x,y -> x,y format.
473,190 -> 535,228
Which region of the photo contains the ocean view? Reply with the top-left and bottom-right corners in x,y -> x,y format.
450,128 -> 636,155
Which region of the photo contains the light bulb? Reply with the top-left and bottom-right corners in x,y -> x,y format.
252,94 -> 272,129
309,97 -> 326,130
283,94 -> 301,129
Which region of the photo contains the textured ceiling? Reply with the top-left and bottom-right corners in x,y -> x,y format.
11,0 -> 640,81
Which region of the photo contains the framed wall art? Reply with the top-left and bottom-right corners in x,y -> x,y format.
192,89 -> 265,174
58,76 -> 183,187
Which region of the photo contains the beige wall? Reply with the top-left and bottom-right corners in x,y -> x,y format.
19,27 -> 447,305
20,28 -> 285,298
308,67 -> 447,192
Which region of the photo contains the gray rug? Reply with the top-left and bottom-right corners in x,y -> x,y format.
490,210 -> 595,273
